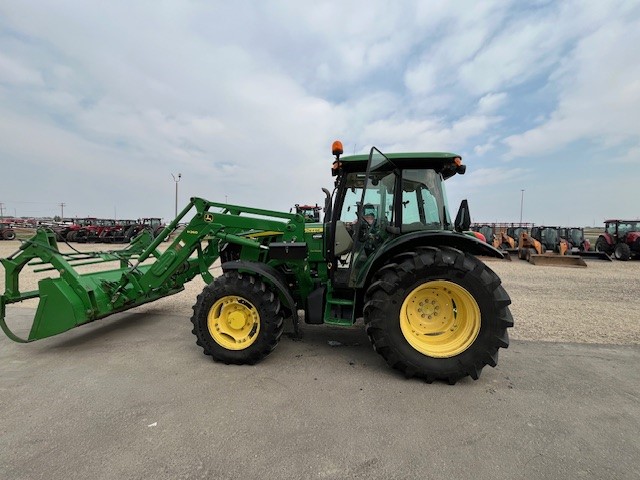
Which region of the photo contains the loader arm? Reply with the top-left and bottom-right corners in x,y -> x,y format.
0,197 -> 304,342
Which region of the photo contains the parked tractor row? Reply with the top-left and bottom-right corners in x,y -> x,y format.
474,220 -> 640,263
471,223 -> 608,266
53,217 -> 165,243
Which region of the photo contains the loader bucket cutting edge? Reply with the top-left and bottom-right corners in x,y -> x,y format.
574,251 -> 613,261
528,254 -> 587,267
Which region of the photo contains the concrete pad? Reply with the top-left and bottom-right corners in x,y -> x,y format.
1,309 -> 639,480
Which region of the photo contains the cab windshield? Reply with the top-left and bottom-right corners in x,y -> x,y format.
339,165 -> 450,233
401,169 -> 450,232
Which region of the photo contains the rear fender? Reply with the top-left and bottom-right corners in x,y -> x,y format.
221,260 -> 299,336
356,230 -> 504,289
601,233 -> 614,245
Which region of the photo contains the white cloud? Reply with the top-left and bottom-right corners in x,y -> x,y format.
358,113 -> 500,154
465,166 -> 530,189
616,145 -> 640,164
473,136 -> 500,156
405,1 -> 509,96
477,93 -> 507,114
504,17 -> 640,158
0,1 -> 638,227
0,52 -> 43,86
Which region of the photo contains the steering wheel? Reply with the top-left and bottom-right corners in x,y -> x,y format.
355,212 -> 373,242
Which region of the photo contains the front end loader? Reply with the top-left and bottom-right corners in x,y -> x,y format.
1,143 -> 513,384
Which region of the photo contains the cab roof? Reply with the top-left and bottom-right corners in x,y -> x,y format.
337,152 -> 463,178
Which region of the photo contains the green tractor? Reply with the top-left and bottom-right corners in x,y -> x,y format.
1,142 -> 512,383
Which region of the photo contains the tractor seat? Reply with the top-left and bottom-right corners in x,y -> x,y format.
334,221 -> 353,256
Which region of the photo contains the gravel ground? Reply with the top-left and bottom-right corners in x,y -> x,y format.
1,240 -> 639,345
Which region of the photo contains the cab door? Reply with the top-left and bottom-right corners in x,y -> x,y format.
347,147 -> 399,286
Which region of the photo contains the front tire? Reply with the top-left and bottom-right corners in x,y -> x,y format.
191,271 -> 284,364
364,247 -> 513,384
614,243 -> 631,261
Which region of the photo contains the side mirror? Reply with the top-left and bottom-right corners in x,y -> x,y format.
454,199 -> 471,232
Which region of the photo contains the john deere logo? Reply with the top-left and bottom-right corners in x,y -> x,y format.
204,213 -> 214,223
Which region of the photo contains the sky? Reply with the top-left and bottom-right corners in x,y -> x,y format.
1,1 -> 639,227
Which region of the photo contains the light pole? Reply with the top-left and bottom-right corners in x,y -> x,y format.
519,189 -> 525,224
171,173 -> 182,218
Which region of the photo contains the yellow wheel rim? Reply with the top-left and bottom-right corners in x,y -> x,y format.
207,295 -> 260,350
400,280 -> 481,358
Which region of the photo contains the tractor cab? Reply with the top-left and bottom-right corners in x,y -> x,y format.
317,142 -> 500,327
531,226 -> 562,253
333,148 -> 458,283
564,227 -> 590,251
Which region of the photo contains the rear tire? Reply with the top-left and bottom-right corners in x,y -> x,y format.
364,247 -> 513,384
190,271 -> 284,364
124,226 -> 137,242
153,226 -> 165,238
525,248 -> 534,262
595,237 -> 611,254
2,229 -> 16,240
614,243 -> 631,261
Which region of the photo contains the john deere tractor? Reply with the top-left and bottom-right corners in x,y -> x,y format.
1,142 -> 513,384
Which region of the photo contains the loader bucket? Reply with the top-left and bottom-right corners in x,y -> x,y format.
0,228 -> 177,343
29,277 -> 89,340
527,254 -> 587,267
574,251 -> 613,261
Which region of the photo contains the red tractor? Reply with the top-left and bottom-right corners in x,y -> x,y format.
123,218 -> 166,241
72,218 -> 113,243
595,219 -> 640,261
99,219 -> 137,243
62,218 -> 98,242
0,222 -> 16,240
294,204 -> 322,222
